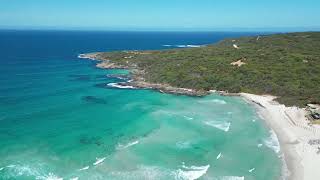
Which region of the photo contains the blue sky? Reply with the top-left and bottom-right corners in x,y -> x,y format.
0,0 -> 319,31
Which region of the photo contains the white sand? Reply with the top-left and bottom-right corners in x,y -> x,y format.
241,93 -> 320,180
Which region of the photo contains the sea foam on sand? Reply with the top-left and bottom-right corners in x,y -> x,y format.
264,130 -> 281,154
239,93 -> 320,180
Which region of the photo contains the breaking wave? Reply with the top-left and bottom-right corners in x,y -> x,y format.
183,115 -> 194,120
107,83 -> 136,89
264,130 -> 280,153
163,45 -> 203,48
211,99 -> 227,104
1,164 -> 63,180
116,140 -> 139,150
248,168 -> 255,173
216,152 -> 222,160
177,164 -> 210,180
93,157 -> 106,166
36,173 -> 63,180
109,165 -> 170,179
107,164 -> 209,180
77,54 -> 95,60
204,121 -> 231,132
199,99 -> 227,105
78,166 -> 89,171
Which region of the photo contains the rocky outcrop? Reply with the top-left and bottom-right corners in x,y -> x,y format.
80,53 -> 209,97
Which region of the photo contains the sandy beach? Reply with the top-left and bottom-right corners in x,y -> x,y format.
241,93 -> 320,180
82,53 -> 320,179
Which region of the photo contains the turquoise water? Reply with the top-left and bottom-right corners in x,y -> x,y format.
0,31 -> 280,179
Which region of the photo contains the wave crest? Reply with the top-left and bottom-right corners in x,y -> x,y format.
163,44 -> 203,48
107,83 -> 136,89
176,164 -> 210,180
116,140 -> 139,150
264,130 -> 280,153
204,121 -> 231,132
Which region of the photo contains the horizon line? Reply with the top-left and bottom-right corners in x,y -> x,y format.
1,26 -> 320,33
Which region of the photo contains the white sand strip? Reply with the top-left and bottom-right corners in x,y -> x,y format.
240,93 -> 320,180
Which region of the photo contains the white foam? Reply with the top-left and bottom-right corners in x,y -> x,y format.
204,121 -> 231,132
116,140 -> 139,150
93,157 -> 106,166
248,168 -> 255,173
216,152 -> 222,159
264,130 -> 280,153
257,143 -> 263,148
177,45 -> 189,48
200,99 -> 227,105
186,45 -> 202,48
0,167 -> 3,171
69,177 -> 79,180
107,75 -> 128,81
176,164 -> 210,180
77,54 -> 86,58
6,164 -> 16,168
5,164 -> 44,178
163,44 -> 203,48
37,173 -> 63,180
77,54 -> 95,60
109,165 -> 172,179
177,45 -> 202,48
183,115 -> 194,120
211,99 -> 227,104
220,176 -> 244,180
3,164 -> 63,180
107,83 -> 136,89
108,164 -> 209,179
78,166 -> 89,171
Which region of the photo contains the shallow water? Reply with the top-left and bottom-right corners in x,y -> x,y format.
0,30 -> 280,179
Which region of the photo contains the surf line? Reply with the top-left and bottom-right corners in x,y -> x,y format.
79,166 -> 89,171
216,152 -> 222,160
93,157 -> 106,166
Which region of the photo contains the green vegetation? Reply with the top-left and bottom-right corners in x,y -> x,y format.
97,32 -> 320,107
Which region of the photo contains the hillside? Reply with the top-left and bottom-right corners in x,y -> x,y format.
92,32 -> 320,107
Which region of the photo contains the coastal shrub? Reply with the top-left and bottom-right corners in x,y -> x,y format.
98,32 -> 320,107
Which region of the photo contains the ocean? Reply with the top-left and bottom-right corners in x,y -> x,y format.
0,30 -> 281,180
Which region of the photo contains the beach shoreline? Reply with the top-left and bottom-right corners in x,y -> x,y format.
80,53 -> 320,180
240,93 -> 320,180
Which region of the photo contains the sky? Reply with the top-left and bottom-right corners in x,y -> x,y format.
0,0 -> 319,31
